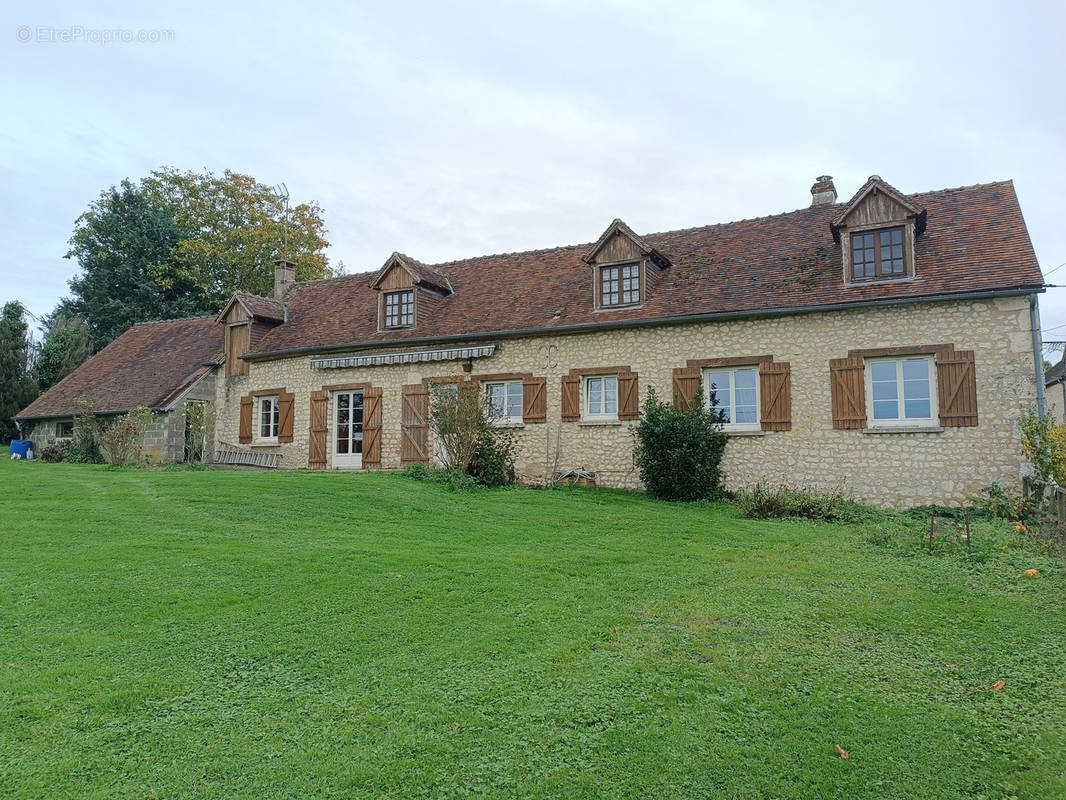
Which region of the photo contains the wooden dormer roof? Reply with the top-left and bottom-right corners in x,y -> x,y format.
369,252 -> 453,295
582,218 -> 672,268
215,292 -> 285,324
831,175 -> 927,242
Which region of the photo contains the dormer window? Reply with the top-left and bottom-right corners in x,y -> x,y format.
584,219 -> 670,311
851,227 -> 905,281
600,263 -> 640,307
833,177 -> 926,287
384,290 -> 413,328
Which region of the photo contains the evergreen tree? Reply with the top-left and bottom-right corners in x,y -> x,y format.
0,301 -> 39,442
64,181 -> 201,350
36,313 -> 93,389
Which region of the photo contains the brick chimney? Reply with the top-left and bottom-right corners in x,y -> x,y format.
273,258 -> 295,299
810,175 -> 837,206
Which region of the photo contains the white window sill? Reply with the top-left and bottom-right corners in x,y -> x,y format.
725,429 -> 765,437
579,419 -> 621,427
862,426 -> 944,434
491,420 -> 525,428
252,439 -> 280,446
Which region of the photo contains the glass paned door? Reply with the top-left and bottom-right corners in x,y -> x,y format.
334,390 -> 364,468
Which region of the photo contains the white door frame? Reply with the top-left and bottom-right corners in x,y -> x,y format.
333,389 -> 364,469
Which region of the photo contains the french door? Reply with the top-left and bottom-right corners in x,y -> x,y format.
333,390 -> 364,469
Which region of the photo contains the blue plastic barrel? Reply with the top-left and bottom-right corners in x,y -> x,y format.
9,440 -> 32,459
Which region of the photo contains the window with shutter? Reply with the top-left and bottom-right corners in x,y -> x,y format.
672,367 -> 700,410
308,391 -> 328,469
238,396 -> 253,443
830,357 -> 867,429
561,375 -> 581,421
278,393 -> 295,443
936,349 -> 978,427
675,357 -> 790,432
522,377 -> 547,423
362,387 -> 383,467
401,384 -> 430,464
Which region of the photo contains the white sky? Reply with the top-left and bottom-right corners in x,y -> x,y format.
3,1 -> 1064,348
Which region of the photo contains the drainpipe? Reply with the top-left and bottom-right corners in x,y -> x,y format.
1031,293 -> 1046,416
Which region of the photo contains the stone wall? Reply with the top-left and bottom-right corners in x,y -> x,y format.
215,296 -> 1039,507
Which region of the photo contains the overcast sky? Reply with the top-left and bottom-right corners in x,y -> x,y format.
3,1 -> 1064,347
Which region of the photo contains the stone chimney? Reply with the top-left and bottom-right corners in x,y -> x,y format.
273,258 -> 296,299
810,175 -> 837,206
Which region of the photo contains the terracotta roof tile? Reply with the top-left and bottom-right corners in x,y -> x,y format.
244,180 -> 1043,358
17,317 -> 223,419
237,293 -> 285,321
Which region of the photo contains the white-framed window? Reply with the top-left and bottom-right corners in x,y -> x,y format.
584,375 -> 618,420
866,356 -> 937,427
704,367 -> 760,431
258,395 -> 280,442
486,380 -> 523,423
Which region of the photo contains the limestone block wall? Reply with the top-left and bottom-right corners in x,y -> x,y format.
215,296 -> 1039,507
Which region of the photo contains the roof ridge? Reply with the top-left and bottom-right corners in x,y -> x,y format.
131,315 -> 217,327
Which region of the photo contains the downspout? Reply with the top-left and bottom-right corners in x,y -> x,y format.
1031,293 -> 1046,415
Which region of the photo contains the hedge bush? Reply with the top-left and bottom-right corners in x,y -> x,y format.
632,388 -> 727,502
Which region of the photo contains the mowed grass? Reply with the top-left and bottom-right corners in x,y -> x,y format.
1,461 -> 1064,799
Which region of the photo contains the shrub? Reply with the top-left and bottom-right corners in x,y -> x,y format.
96,406 -> 152,465
39,439 -> 70,462
968,483 -> 1032,522
65,395 -> 102,463
468,427 -> 517,487
428,383 -> 518,486
734,483 -> 863,522
1018,405 -> 1066,500
632,387 -> 727,501
402,463 -> 479,492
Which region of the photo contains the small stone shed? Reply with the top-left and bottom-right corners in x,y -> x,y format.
15,317 -> 223,463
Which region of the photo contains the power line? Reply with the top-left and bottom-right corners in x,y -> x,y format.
1044,261 -> 1066,279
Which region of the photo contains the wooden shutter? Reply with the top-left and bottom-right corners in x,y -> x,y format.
618,371 -> 639,420
522,377 -> 547,423
238,395 -> 253,443
308,390 -> 328,470
830,357 -> 866,429
937,349 -> 978,427
277,392 -> 295,443
672,367 -> 700,410
561,375 -> 581,421
401,384 -> 430,464
759,361 -> 791,431
363,387 -> 383,467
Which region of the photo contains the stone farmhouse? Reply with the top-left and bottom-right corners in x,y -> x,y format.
19,175 -> 1047,506
17,317 -> 222,462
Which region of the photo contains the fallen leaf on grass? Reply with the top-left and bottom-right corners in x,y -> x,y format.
835,744 -> 849,759
990,680 -> 1006,691
1024,569 -> 1039,579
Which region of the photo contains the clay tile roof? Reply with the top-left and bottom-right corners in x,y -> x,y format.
246,180 -> 1044,359
236,293 -> 285,321
16,316 -> 223,419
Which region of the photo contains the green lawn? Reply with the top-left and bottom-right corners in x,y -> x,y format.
1,461 -> 1064,799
